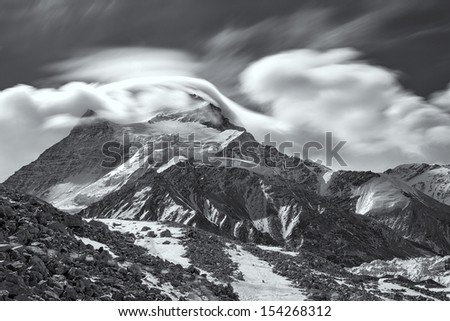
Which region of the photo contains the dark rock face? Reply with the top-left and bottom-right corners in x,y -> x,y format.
3,113 -> 121,206
0,185 -> 238,301
84,162 -> 433,265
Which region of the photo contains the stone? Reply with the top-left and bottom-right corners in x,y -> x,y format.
0,290 -> 9,301
62,286 -> 78,301
0,273 -> 27,297
44,290 -> 60,300
88,220 -> 108,230
0,244 -> 11,252
162,240 -> 171,245
36,211 -> 50,225
85,255 -> 95,265
146,231 -> 157,238
307,289 -> 330,301
127,264 -> 143,279
26,245 -> 46,256
0,206 -> 14,219
15,229 -> 31,244
140,226 -> 151,232
159,229 -> 172,238
330,292 -> 341,301
187,265 -> 200,275
30,256 -> 48,275
6,261 -> 24,271
0,230 -> 7,242
47,221 -> 67,234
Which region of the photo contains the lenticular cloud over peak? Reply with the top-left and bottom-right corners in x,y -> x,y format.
3,47 -> 450,182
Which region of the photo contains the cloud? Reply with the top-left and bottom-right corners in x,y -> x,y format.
46,47 -> 198,83
0,79 -> 210,182
239,48 -> 450,171
3,46 -> 450,182
0,73 -> 289,182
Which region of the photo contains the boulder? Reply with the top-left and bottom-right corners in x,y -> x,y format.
0,244 -> 11,252
127,264 -> 143,279
62,286 -> 78,301
146,231 -> 157,238
0,290 -> 9,301
187,265 -> 200,275
159,229 -> 172,238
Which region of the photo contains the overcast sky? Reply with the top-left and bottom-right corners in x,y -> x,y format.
2,0 -> 450,181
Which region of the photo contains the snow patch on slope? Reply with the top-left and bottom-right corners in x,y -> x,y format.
353,174 -> 417,215
226,244 -> 307,300
389,164 -> 450,205
75,236 -> 118,258
99,219 -> 190,268
48,152 -> 148,213
318,170 -> 335,195
377,278 -> 438,300
256,245 -> 298,257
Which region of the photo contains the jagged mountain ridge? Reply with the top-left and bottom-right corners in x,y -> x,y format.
3,110 -> 124,212
386,163 -> 450,206
4,100 -> 450,266
321,171 -> 450,255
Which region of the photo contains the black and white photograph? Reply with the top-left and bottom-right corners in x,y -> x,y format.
1,0 -> 450,318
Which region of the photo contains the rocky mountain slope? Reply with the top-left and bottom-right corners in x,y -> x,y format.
2,184 -> 448,301
3,110 -> 122,213
386,163 -> 450,206
321,171 -> 450,255
0,186 -> 448,301
0,185 -> 237,301
4,99 -> 450,269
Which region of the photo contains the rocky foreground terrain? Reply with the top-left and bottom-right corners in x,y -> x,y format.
0,186 -> 236,301
1,185 -> 449,301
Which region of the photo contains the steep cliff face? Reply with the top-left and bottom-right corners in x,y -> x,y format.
3,111 -> 124,213
386,163 -> 450,206
322,171 -> 450,255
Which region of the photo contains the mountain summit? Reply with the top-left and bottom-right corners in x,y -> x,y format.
5,101 -> 450,267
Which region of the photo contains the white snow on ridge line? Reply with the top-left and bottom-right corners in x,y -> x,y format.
98,219 -> 190,268
226,244 -> 307,301
353,174 -> 417,215
157,156 -> 188,173
396,166 -> 450,205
